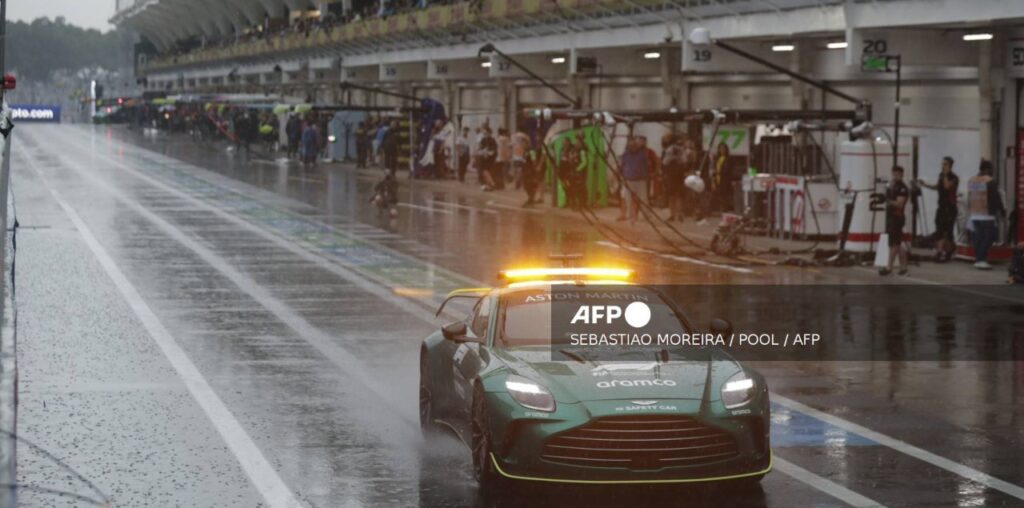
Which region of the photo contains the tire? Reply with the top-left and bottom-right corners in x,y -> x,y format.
471,385 -> 503,492
419,351 -> 436,432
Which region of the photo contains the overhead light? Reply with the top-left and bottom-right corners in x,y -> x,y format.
826,41 -> 848,49
772,44 -> 795,52
963,32 -> 993,41
643,52 -> 661,60
481,61 -> 492,68
551,56 -> 566,64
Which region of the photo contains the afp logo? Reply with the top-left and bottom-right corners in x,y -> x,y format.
570,301 -> 651,328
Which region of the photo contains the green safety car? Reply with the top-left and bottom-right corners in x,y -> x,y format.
418,266 -> 771,490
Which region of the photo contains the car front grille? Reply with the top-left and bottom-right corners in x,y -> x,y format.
541,415 -> 738,470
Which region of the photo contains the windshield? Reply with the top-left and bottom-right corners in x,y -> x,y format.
499,286 -> 690,347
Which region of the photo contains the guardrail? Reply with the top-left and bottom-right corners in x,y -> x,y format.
0,103 -> 18,507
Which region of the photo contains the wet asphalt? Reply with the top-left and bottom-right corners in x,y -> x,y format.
8,124 -> 1024,507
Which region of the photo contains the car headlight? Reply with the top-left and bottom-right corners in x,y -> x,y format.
721,374 -> 755,409
505,374 -> 555,412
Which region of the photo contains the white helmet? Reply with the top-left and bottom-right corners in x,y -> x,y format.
685,174 -> 706,193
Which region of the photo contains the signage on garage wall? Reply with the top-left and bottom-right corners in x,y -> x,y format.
488,54 -> 529,78
845,29 -> 972,68
378,62 -> 426,81
702,124 -> 750,156
681,40 -> 787,73
1006,38 -> 1024,78
427,60 -> 451,80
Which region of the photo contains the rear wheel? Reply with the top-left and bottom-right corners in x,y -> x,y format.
471,385 -> 503,492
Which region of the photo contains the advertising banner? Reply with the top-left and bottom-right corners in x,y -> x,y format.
10,105 -> 61,122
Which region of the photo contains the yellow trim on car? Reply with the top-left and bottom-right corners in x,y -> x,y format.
489,452 -> 772,485
446,288 -> 491,298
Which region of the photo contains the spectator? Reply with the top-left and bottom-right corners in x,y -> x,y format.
617,137 -> 649,224
286,114 -> 302,160
639,136 -> 660,208
966,159 -> 1005,270
681,137 -> 699,220
512,130 -> 530,189
355,121 -> 370,168
455,127 -> 471,182
711,142 -> 731,213
917,156 -> 959,262
522,144 -> 543,207
373,119 -> 389,167
496,128 -> 512,188
558,136 -> 585,210
662,134 -> 687,222
432,122 -> 450,179
880,166 -> 910,276
478,127 -> 498,191
382,120 -> 400,173
300,118 -> 319,166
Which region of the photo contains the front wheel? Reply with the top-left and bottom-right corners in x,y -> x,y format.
419,352 -> 436,432
471,386 -> 503,492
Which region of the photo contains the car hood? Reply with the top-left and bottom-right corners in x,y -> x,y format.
494,347 -> 742,403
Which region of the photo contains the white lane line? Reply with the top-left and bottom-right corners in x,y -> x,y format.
596,240 -> 754,274
47,127 -> 445,409
484,199 -> 545,215
773,457 -> 886,507
398,202 -> 454,215
773,393 -> 1024,501
18,144 -> 304,508
53,129 -> 446,323
431,200 -> 498,215
853,266 -> 1024,305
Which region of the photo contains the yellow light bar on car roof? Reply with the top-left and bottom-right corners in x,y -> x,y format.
499,267 -> 633,281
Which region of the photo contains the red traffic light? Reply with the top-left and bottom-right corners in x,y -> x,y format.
3,74 -> 15,90
117,97 -> 124,105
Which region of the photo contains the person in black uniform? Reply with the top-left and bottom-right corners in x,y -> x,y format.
881,166 -> 911,276
917,156 -> 959,262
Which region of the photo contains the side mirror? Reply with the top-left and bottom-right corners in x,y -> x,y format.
709,318 -> 733,336
442,321 -> 469,342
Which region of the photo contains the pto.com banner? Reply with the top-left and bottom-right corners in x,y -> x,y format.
530,285 -> 1024,362
10,104 -> 61,122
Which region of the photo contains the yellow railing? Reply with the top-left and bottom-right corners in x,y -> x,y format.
148,0 -> 660,70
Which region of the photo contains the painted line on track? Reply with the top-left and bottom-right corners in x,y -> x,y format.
43,129 -> 435,424
597,240 -> 754,274
18,143 -> 304,508
773,457 -> 885,508
398,202 -> 454,215
773,393 -> 1024,502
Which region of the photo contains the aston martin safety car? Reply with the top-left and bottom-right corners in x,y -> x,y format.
418,266 -> 771,490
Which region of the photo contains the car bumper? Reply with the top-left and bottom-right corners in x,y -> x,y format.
485,396 -> 772,484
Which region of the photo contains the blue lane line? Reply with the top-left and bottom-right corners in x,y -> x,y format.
770,402 -> 878,448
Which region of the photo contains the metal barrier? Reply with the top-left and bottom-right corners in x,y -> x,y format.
0,103 -> 18,508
